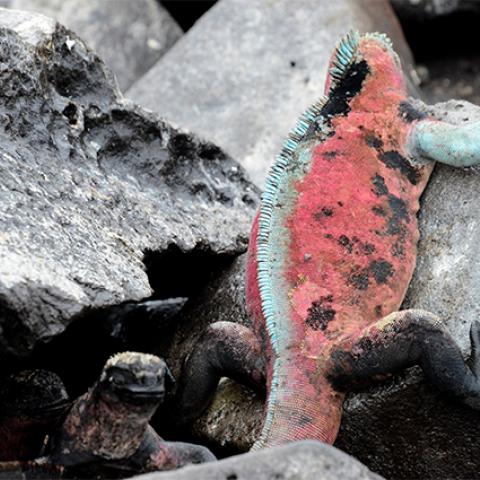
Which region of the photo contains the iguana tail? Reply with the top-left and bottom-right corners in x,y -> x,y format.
251,359 -> 344,449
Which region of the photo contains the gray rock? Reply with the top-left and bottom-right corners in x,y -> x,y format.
391,0 -> 480,19
164,101 -> 480,479
404,99 -> 480,351
0,8 -> 258,359
128,0 -> 415,187
6,0 -> 182,91
133,441 -> 384,480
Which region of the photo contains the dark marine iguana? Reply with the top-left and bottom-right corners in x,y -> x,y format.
48,352 -> 215,477
173,31 -> 480,449
0,352 -> 215,479
0,370 -> 70,461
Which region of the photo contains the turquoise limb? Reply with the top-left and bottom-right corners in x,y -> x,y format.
411,120 -> 480,167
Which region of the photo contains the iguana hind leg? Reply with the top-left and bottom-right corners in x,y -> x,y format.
328,309 -> 480,408
173,321 -> 266,425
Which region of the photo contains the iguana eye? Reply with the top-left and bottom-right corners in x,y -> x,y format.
108,370 -> 126,385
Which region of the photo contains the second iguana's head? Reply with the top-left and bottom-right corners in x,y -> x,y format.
97,352 -> 173,414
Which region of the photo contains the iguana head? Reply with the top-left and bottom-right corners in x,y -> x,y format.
98,352 -> 174,410
322,31 -> 407,123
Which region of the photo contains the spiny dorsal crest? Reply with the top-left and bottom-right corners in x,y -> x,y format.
328,30 -> 396,91
329,30 -> 360,88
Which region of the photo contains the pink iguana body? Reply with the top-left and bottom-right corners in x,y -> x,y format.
246,32 -> 432,446
176,32 -> 480,449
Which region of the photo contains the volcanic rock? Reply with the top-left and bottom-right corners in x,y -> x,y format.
6,0 -> 182,90
0,8 -> 258,360
134,441 -> 384,480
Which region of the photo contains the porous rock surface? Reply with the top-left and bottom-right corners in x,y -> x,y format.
391,0 -> 480,19
133,441 -> 384,480
0,8 -> 258,360
5,0 -> 182,91
165,101 -> 480,479
128,0 -> 415,186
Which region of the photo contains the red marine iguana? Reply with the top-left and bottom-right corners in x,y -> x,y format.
174,31 -> 480,448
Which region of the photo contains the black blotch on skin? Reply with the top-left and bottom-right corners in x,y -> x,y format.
322,207 -> 334,216
338,235 -> 353,253
348,269 -> 370,290
379,150 -> 420,185
372,205 -> 387,217
306,296 -> 336,331
391,241 -> 404,257
324,234 -> 333,239
298,414 -> 313,426
399,101 -> 427,123
319,60 -> 370,125
324,151 -> 338,159
375,305 -> 383,317
352,237 -> 376,255
314,207 -> 334,221
363,243 -> 376,255
372,174 -> 388,197
338,201 -> 344,207
369,260 -> 394,284
388,195 -> 408,220
387,194 -> 409,235
365,134 -> 383,150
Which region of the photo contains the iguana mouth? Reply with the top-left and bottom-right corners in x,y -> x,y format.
114,384 -> 165,404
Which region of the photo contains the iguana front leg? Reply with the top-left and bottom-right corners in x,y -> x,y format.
173,322 -> 266,425
328,310 -> 480,408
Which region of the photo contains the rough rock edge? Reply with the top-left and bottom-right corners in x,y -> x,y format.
133,441 -> 384,480
0,8 -> 258,358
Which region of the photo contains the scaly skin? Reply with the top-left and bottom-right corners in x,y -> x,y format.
0,355 -> 215,478
48,352 -> 215,477
0,370 -> 70,461
174,31 -> 480,449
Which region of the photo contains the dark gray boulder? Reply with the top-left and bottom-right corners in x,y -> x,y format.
5,0 -> 182,91
128,0 -> 415,186
162,100 -> 480,479
0,8 -> 258,360
133,441 -> 384,480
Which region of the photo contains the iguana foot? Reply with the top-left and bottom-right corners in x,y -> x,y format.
172,321 -> 266,425
328,309 -> 480,408
409,120 -> 480,167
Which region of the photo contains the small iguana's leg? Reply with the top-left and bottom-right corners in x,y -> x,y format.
410,120 -> 480,167
123,426 -> 215,473
328,309 -> 480,408
172,321 -> 266,425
